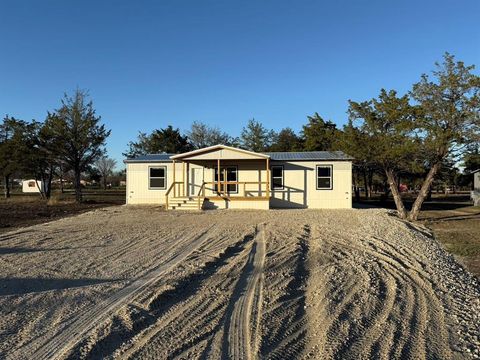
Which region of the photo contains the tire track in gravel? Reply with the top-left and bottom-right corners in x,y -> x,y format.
10,226 -> 215,360
223,223 -> 266,360
305,221 -> 452,359
110,231 -> 255,360
260,224 -> 310,360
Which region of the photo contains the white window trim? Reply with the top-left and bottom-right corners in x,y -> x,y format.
316,165 -> 333,190
149,166 -> 167,190
271,165 -> 284,190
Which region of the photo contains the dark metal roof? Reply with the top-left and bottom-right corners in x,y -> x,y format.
263,151 -> 353,161
123,154 -> 174,163
124,151 -> 353,163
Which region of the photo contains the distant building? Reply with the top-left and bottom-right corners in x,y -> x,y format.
22,179 -> 45,193
471,170 -> 479,206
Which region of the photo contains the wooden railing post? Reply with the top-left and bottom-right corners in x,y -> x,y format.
217,158 -> 221,196
243,182 -> 246,197
266,158 -> 270,198
223,168 -> 227,197
182,161 -> 186,197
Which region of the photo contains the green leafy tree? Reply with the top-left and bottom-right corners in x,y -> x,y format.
47,89 -> 111,202
268,127 -> 303,152
240,119 -> 275,152
301,113 -> 340,151
338,122 -> 379,200
348,89 -> 420,219
124,125 -> 191,157
0,116 -> 30,198
187,121 -> 232,149
408,53 -> 480,220
462,146 -> 480,173
22,120 -> 62,199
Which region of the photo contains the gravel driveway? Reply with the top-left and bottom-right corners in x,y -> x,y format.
0,207 -> 478,359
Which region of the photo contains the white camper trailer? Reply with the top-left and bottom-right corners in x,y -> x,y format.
22,179 -> 45,194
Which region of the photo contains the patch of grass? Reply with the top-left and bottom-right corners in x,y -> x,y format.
420,206 -> 480,278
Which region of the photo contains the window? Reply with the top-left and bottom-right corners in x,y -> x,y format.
28,181 -> 36,188
271,165 -> 284,190
316,165 -> 333,190
149,167 -> 167,189
214,166 -> 238,193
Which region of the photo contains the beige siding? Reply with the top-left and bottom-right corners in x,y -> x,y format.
126,162 -> 203,205
269,161 -> 352,209
183,148 -> 267,160
126,160 -> 352,209
203,199 -> 269,210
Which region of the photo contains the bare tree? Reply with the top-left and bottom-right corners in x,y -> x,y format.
95,156 -> 117,190
187,121 -> 232,149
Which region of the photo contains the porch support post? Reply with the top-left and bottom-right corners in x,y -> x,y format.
217,158 -> 221,196
186,161 -> 190,196
266,157 -> 270,199
182,161 -> 186,197
173,160 -> 176,198
223,168 -> 227,197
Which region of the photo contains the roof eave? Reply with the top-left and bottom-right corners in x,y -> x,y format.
123,159 -> 173,164
170,144 -> 270,160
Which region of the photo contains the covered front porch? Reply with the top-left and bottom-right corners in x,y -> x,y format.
165,145 -> 271,210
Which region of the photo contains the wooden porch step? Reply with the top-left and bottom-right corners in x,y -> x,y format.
167,197 -> 204,210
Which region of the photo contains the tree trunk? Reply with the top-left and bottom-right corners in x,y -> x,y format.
363,169 -> 369,198
103,176 -> 107,190
74,168 -> 82,203
60,173 -> 64,193
385,168 -> 408,219
408,162 -> 441,221
352,170 -> 360,202
4,174 -> 10,199
426,187 -> 432,201
35,175 -> 46,200
45,167 -> 53,199
368,170 -> 374,197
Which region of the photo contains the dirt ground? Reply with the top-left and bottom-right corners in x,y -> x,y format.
0,193 -> 124,233
0,207 -> 479,359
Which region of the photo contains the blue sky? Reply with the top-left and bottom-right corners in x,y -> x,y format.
1,0 -> 479,167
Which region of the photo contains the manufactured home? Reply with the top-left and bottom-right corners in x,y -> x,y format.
124,144 -> 353,210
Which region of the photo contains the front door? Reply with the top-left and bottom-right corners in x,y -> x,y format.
214,166 -> 238,194
190,167 -> 204,196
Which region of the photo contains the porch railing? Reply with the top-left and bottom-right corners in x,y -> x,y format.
165,181 -> 183,209
197,182 -> 206,209
166,180 -> 269,209
203,181 -> 270,198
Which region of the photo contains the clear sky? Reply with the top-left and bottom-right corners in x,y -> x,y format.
1,0 -> 479,167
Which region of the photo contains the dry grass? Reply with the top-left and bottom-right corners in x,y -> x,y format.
420,205 -> 480,277
0,190 -> 124,233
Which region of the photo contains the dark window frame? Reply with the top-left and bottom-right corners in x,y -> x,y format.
148,166 -> 167,190
316,165 -> 333,190
271,165 -> 284,190
213,165 -> 239,194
